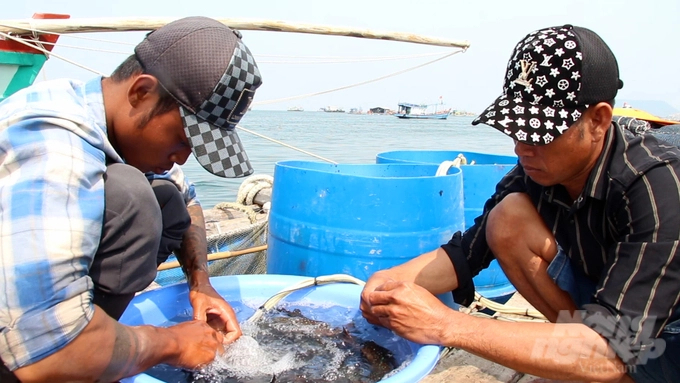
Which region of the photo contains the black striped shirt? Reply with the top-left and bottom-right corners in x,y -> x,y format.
443,122 -> 680,364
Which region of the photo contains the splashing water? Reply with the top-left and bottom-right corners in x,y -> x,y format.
199,333 -> 301,379
145,305 -> 412,383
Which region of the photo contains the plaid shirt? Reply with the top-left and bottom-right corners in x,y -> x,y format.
443,122 -> 680,365
0,78 -> 198,370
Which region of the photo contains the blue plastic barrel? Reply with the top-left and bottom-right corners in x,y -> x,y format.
375,150 -> 518,301
267,161 -> 464,305
119,275 -> 441,383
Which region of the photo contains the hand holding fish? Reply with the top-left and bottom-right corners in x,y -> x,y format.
366,280 -> 452,346
166,320 -> 226,369
189,283 -> 242,345
359,270 -> 395,325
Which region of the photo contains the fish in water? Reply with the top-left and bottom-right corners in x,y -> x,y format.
151,307 -> 401,383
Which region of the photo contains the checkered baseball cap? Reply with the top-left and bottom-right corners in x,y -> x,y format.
472,25 -> 623,145
135,16 -> 262,177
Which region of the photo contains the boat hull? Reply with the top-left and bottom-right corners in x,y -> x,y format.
395,113 -> 448,119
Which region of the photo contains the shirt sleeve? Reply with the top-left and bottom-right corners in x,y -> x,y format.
0,119 -> 104,370
148,164 -> 201,208
582,162 -> 680,366
441,164 -> 526,305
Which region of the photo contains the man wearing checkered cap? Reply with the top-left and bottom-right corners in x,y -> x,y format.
0,17 -> 261,382
361,25 -> 680,382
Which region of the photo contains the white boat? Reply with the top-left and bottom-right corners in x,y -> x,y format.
395,101 -> 450,119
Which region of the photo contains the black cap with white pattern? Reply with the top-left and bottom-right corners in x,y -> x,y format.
135,16 -> 262,177
472,25 -> 623,146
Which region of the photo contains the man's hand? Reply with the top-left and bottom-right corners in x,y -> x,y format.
178,204 -> 242,344
367,280 -> 452,345
167,319 -> 225,369
360,271 -> 395,325
14,307 -> 225,383
189,284 -> 242,344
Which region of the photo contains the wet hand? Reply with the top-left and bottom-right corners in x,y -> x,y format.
367,280 -> 450,345
189,284 -> 242,344
170,320 -> 225,369
360,273 -> 395,325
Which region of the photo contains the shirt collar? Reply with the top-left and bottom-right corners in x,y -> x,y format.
583,122 -> 617,201
85,77 -> 106,130
85,76 -> 123,163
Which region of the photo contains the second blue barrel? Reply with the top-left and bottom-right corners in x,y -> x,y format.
376,150 -> 518,301
267,161 -> 464,287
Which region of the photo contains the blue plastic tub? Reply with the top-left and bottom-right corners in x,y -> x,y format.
376,150 -> 517,228
119,274 -> 442,383
267,161 -> 464,306
375,150 -> 518,301
267,162 -> 463,271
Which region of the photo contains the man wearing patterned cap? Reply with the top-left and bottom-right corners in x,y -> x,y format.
361,25 -> 680,382
0,16 -> 262,382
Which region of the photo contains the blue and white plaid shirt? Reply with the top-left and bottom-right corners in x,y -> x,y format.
0,77 -> 198,370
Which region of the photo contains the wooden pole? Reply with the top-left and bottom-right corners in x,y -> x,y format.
0,17 -> 470,49
157,244 -> 268,271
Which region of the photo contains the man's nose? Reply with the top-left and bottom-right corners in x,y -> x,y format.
171,146 -> 192,165
514,141 -> 535,157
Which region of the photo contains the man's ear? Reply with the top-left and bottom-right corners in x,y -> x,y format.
127,74 -> 160,108
588,102 -> 613,142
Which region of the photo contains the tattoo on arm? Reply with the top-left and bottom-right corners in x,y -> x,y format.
97,322 -> 141,383
178,205 -> 209,283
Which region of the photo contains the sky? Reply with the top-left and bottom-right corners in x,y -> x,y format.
4,0 -> 680,115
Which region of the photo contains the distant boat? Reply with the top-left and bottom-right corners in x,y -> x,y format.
368,107 -> 388,114
394,102 -> 449,120
321,106 -> 345,113
287,106 -> 304,112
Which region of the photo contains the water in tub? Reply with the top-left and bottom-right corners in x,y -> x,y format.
144,302 -> 413,382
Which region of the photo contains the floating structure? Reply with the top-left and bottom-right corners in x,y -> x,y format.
394,102 -> 450,119
321,105 -> 345,113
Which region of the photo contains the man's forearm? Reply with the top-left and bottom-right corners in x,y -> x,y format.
389,247 -> 459,294
443,312 -> 631,382
177,204 -> 210,288
14,307 -> 180,383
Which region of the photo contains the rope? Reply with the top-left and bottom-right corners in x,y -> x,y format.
0,22 -> 137,45
473,292 -> 547,320
258,51 -> 454,64
3,36 -> 132,55
247,274 -> 365,323
435,153 -> 468,176
0,31 -> 106,76
3,34 -> 451,62
236,125 -> 338,164
236,174 -> 273,206
258,51 -> 452,60
213,202 -> 258,224
252,49 -> 464,106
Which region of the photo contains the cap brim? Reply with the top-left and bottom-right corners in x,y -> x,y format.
180,106 -> 253,178
472,93 -> 588,146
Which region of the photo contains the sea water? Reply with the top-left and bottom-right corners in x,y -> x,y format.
180,111 -> 515,209
143,303 -> 413,383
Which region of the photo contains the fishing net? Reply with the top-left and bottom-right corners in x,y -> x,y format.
154,202 -> 269,286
